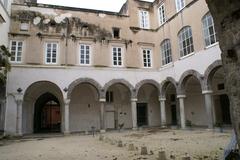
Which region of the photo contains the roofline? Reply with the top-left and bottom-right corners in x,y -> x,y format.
12,2 -> 129,17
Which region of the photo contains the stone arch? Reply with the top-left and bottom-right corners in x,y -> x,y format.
203,60 -> 223,91
177,70 -> 204,95
160,77 -> 178,97
103,79 -> 134,98
67,78 -> 102,99
135,79 -> 161,98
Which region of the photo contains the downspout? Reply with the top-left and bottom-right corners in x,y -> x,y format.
64,18 -> 69,66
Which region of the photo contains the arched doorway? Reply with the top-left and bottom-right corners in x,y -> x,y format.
23,81 -> 64,134
34,93 -> 61,133
136,81 -> 160,127
211,67 -> 231,125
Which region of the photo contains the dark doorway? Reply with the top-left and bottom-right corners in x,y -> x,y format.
137,103 -> 148,127
171,105 -> 177,125
220,94 -> 231,124
34,93 -> 61,133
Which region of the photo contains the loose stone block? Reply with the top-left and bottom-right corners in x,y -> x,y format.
128,144 -> 135,151
117,140 -> 123,147
140,146 -> 148,155
99,135 -> 104,141
158,151 -> 166,160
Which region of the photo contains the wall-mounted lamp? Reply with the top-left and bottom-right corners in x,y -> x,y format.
63,87 -> 68,92
17,88 -> 22,93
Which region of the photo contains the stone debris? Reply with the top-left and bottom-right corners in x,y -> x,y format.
99,135 -> 104,141
117,140 -> 123,147
158,151 -> 166,160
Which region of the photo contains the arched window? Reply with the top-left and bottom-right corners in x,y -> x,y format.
202,12 -> 217,47
178,26 -> 194,57
161,39 -> 172,65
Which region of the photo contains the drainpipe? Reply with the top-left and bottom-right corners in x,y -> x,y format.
64,18 -> 69,66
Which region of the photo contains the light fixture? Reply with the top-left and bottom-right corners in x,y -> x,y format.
63,87 -> 68,92
17,88 -> 22,93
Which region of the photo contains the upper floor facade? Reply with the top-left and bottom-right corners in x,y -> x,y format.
9,0 -> 219,70
0,0 -> 11,46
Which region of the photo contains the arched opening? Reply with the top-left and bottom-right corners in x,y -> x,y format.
211,67 -> 231,125
69,83 -> 100,132
137,83 -> 160,127
34,93 -> 61,133
23,81 -> 64,134
164,83 -> 178,126
184,76 -> 207,127
105,83 -> 132,130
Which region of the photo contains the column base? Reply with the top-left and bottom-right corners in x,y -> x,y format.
132,127 -> 138,131
100,130 -> 106,133
63,131 -> 70,135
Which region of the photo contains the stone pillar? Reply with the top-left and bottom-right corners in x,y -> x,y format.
99,98 -> 106,132
131,98 -> 137,130
202,90 -> 214,129
64,99 -> 70,134
177,95 -> 186,129
15,95 -> 23,136
159,97 -> 167,128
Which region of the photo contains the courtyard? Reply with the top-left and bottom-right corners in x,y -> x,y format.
0,128 -> 231,160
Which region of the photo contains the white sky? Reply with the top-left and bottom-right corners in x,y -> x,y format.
37,0 -> 154,12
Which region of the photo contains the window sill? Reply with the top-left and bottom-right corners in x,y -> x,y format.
204,42 -> 219,50
160,62 -> 174,70
179,52 -> 195,60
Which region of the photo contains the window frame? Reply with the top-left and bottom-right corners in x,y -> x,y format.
10,40 -> 23,63
112,46 -> 123,67
158,3 -> 166,26
142,48 -> 152,68
161,39 -> 172,66
202,12 -> 217,47
79,43 -> 91,66
139,10 -> 150,29
175,0 -> 185,12
45,42 -> 59,65
178,26 -> 194,57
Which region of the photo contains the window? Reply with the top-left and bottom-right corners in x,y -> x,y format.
175,0 -> 185,12
161,39 -> 172,65
80,44 -> 90,65
139,10 -> 150,29
112,47 -> 123,66
202,13 -> 217,47
10,40 -> 23,63
45,42 -> 58,64
142,48 -> 152,68
178,26 -> 194,57
158,3 -> 166,25
112,27 -> 120,38
106,91 -> 113,103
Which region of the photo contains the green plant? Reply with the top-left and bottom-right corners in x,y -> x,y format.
0,45 -> 11,84
214,122 -> 223,128
186,120 -> 192,127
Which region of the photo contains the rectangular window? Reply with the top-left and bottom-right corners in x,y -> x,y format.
10,40 -> 23,63
106,91 -> 113,103
158,3 -> 166,25
142,48 -> 152,68
175,0 -> 185,12
45,42 -> 58,64
112,47 -> 123,67
139,10 -> 150,29
79,44 -> 91,65
112,27 -> 120,39
161,39 -> 172,65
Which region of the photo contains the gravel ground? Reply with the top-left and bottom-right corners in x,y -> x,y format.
0,128 -> 231,160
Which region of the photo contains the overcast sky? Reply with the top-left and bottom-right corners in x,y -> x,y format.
37,0 -> 154,12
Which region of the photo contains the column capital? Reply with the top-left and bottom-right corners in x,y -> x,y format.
131,98 -> 138,102
159,97 -> 166,101
64,99 -> 71,105
202,90 -> 213,94
99,98 -> 106,102
177,95 -> 186,98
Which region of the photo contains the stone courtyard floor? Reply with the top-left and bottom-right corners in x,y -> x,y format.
0,128 -> 231,160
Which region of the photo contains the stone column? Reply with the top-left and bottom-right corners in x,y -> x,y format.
15,95 -> 23,136
159,97 -> 167,128
131,98 -> 137,130
99,98 -> 106,132
177,95 -> 186,129
64,99 -> 70,134
202,90 -> 214,129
